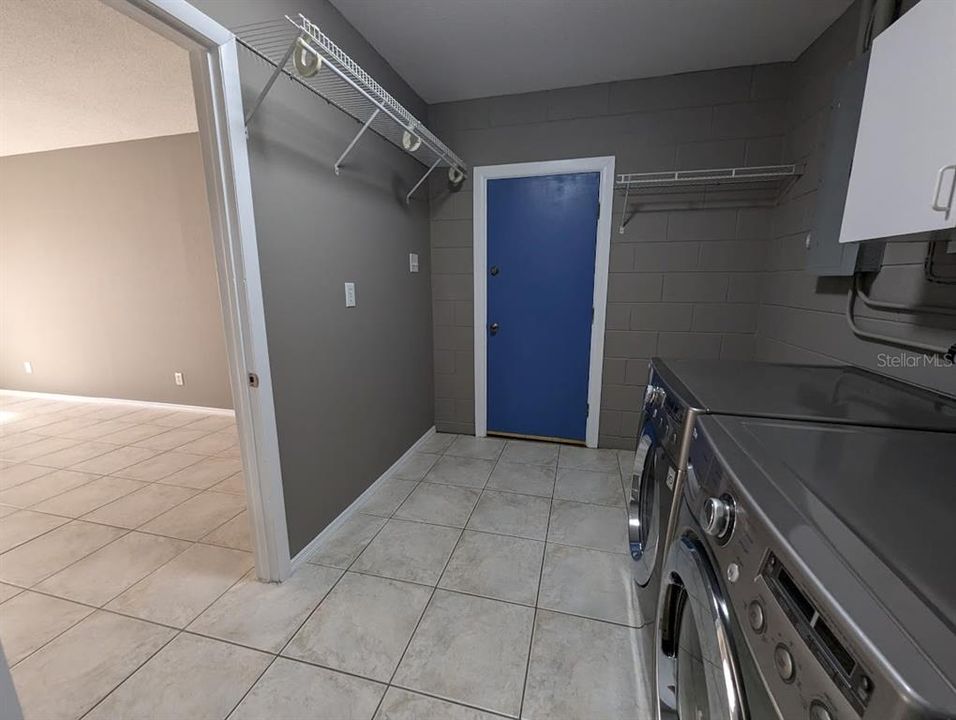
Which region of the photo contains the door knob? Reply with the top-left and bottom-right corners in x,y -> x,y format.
490,265 -> 499,276
489,322 -> 499,335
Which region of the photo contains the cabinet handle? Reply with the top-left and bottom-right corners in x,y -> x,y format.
931,164 -> 956,219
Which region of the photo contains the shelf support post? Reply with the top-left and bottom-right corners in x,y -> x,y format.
405,157 -> 442,205
334,108 -> 381,175
618,182 -> 632,235
244,35 -> 300,128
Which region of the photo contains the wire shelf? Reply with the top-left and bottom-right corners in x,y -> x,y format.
617,164 -> 800,191
614,164 -> 802,233
234,14 -> 467,202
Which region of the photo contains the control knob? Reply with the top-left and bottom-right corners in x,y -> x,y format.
645,385 -> 666,409
701,495 -> 735,538
774,644 -> 795,683
747,600 -> 765,633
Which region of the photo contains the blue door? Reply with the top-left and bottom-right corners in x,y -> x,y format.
487,172 -> 600,442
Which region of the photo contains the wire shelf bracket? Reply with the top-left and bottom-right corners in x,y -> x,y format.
335,107 -> 379,175
235,14 -> 467,203
615,164 -> 802,234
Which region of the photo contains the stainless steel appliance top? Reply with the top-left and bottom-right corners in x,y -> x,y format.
703,414 -> 956,716
653,359 -> 956,431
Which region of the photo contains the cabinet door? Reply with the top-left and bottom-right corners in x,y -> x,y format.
839,0 -> 956,243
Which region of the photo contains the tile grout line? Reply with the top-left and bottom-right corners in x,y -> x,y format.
386,682 -> 517,720
0,452 -> 249,604
255,479 -> 415,719
268,469 -> 414,662
11,456 -> 631,702
345,506 -> 629,554
515,443 -> 561,720
296,562 -> 651,631
3,416 -> 225,471
1,525 -> 138,610
78,540 -> 257,720
8,466 -> 621,638
371,439 -> 506,719
0,435 -> 227,515
76,473 -> 236,529
214,481 -> 453,720
2,407 -> 250,687
3,444 -> 239,502
3,531 -> 199,672
0,472 -> 105,513
220,654 -> 280,719
0,513 -> 78,556
380,469 -> 626,514
77,627 -> 183,719
0,471 -> 173,528
3,599 -> 96,670
6,433 -> 636,719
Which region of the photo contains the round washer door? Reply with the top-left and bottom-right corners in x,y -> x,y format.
657,529 -> 748,720
629,420 -> 667,585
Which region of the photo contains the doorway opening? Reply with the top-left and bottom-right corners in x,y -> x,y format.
0,0 -> 288,583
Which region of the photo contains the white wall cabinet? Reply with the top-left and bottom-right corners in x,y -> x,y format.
840,0 -> 956,243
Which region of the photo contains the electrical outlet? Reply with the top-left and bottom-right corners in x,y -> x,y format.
409,253 -> 419,273
174,372 -> 185,386
23,361 -> 33,374
344,282 -> 356,308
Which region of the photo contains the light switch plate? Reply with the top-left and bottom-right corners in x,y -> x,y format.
344,282 -> 356,307
174,372 -> 185,386
23,361 -> 33,374
409,253 -> 419,272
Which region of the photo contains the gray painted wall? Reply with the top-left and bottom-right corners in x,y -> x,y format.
428,66 -> 791,448
0,133 -> 232,408
191,0 -> 434,555
758,0 -> 956,397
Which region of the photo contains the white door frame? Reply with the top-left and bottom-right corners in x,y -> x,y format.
107,0 -> 291,580
473,156 -> 615,449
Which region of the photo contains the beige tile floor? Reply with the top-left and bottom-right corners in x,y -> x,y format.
1,393 -> 655,720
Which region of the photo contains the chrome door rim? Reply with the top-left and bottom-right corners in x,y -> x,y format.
656,530 -> 748,720
629,429 -> 659,585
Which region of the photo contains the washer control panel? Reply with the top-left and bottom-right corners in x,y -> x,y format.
718,531 -> 862,720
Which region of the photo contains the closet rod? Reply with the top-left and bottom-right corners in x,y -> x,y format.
235,15 -> 467,202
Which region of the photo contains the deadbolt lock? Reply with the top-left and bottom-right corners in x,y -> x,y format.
490,266 -> 499,276
489,322 -> 499,335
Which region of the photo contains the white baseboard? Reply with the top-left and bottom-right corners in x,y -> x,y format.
0,388 -> 234,416
290,425 -> 437,572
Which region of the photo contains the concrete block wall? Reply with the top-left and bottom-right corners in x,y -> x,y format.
757,0 -> 956,397
428,65 -> 792,448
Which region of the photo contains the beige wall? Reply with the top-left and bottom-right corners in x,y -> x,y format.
0,133 -> 232,408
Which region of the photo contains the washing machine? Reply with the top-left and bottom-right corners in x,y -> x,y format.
655,413 -> 956,720
628,363 -> 700,626
627,358 -> 956,626
654,414 -> 777,720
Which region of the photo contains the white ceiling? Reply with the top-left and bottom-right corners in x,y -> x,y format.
0,0 -> 197,158
329,0 -> 855,104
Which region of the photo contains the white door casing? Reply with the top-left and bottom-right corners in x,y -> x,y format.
107,0 -> 291,580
